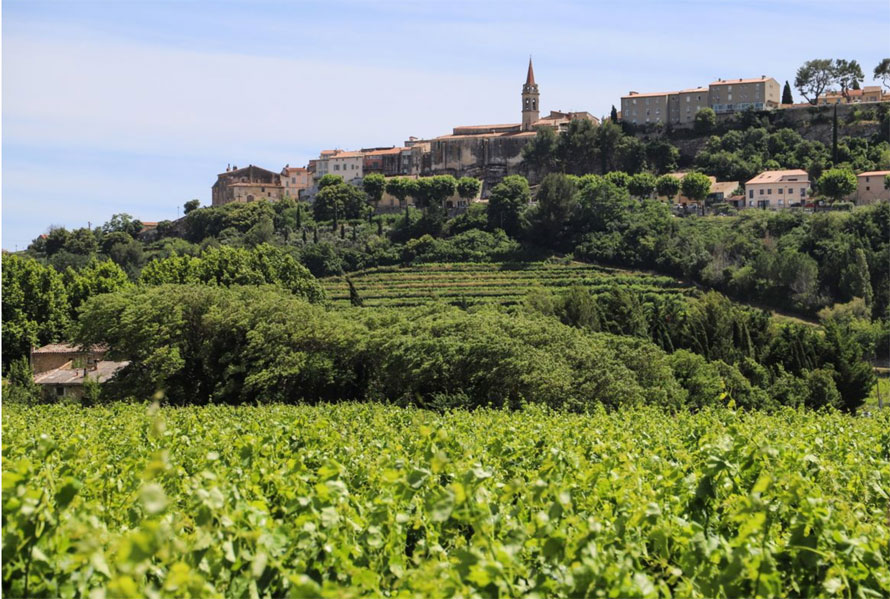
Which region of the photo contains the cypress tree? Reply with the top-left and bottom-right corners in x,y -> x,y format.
782,81 -> 793,105
610,105 -> 618,122
832,104 -> 839,164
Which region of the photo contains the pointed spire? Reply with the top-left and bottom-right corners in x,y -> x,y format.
526,56 -> 535,86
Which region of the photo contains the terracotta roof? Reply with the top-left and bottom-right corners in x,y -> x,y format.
710,77 -> 774,86
329,151 -> 364,159
283,167 -> 309,174
364,147 -> 404,156
862,86 -> 882,93
745,169 -> 809,185
454,123 -> 521,131
34,360 -> 129,386
622,91 -> 676,99
32,343 -> 106,354
679,87 -> 708,94
710,181 -> 740,195
435,130 -> 535,140
857,170 -> 890,177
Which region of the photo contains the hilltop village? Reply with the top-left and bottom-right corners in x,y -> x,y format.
210,59 -> 890,214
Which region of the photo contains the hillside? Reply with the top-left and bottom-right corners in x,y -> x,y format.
322,262 -> 694,308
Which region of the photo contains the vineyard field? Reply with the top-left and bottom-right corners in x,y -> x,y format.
322,262 -> 695,307
4,403 -> 889,598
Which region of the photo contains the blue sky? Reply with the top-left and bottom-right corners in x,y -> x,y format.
3,0 -> 889,250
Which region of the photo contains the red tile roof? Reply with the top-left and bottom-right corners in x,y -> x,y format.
710,77 -> 774,86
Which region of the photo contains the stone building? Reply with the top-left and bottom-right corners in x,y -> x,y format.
281,165 -> 312,199
426,58 -> 596,190
211,165 -> 284,206
31,344 -> 128,402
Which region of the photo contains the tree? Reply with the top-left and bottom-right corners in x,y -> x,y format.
817,168 -> 856,202
874,58 -> 890,92
487,175 -> 530,237
521,126 -> 559,176
627,172 -> 657,199
385,177 -> 416,211
885,173 -> 890,190
680,172 -> 712,206
556,119 -> 599,175
655,174 -> 681,200
795,59 -> 835,104
63,258 -> 131,318
595,120 -> 623,173
782,81 -> 794,104
645,139 -> 679,175
317,174 -> 344,190
456,177 -> 482,203
834,59 -> 864,98
693,107 -> 717,134
610,105 -> 618,122
1,254 -> 69,370
362,173 -> 386,211
184,199 -> 201,214
822,320 -> 875,413
101,213 -> 143,237
603,171 -> 630,188
413,175 -> 457,212
314,181 -> 368,222
614,136 -> 647,174
527,173 -> 578,244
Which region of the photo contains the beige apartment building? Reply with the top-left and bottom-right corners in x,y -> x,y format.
676,87 -> 709,124
744,169 -> 810,209
281,165 -> 312,199
856,171 -> 890,204
709,76 -> 780,113
620,91 -> 673,125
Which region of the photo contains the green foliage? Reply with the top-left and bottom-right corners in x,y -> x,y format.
680,172 -> 712,204
139,245 -> 325,302
817,167 -> 857,202
362,173 -> 387,207
314,182 -> 369,222
318,173 -> 344,190
693,107 -> 716,134
62,258 -> 131,318
183,199 -> 201,214
782,81 -> 793,105
4,403 -> 888,597
385,177 -> 417,209
456,177 -> 482,201
795,59 -> 835,104
1,254 -> 69,370
102,213 -> 143,237
655,174 -> 681,199
486,175 -> 530,237
627,172 -> 657,199
3,357 -> 41,404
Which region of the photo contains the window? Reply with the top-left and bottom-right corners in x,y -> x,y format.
292,177 -> 296,183
749,190 -> 754,199
334,164 -> 340,171
56,386 -> 64,397
788,188 -> 793,194
800,188 -> 806,196
778,188 -> 783,194
728,93 -> 733,101
767,188 -> 772,195
759,189 -> 764,195
778,199 -> 784,206
748,200 -> 754,206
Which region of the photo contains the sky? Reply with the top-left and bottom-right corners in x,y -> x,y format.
3,0 -> 889,250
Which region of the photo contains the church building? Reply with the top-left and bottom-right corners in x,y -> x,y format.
426,58 -> 597,189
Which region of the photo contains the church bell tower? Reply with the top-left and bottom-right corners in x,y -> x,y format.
521,56 -> 540,131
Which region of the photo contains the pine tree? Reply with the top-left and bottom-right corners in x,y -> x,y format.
782,81 -> 793,104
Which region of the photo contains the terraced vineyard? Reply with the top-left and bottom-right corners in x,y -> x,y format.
323,262 -> 695,307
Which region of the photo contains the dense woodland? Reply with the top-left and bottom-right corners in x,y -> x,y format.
3,115 -> 889,413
